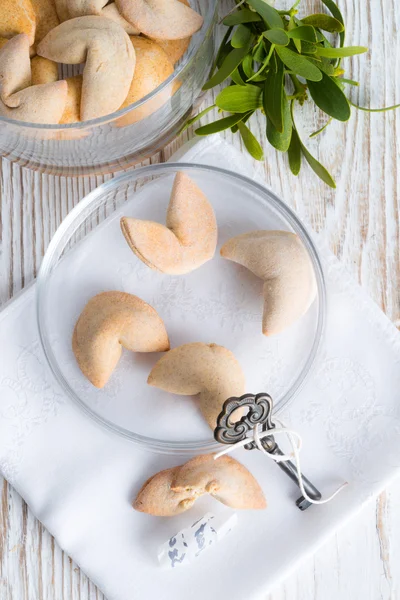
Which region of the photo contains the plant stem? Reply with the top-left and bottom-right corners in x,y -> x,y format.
289,74 -> 307,103
350,100 -> 400,112
289,74 -> 303,94
220,0 -> 246,23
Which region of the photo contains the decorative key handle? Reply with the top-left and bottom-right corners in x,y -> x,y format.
214,393 -> 322,511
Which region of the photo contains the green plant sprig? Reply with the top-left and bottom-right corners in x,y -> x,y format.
193,0 -> 399,188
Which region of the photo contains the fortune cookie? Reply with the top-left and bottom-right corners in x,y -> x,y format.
72,291 -> 170,388
37,16 -> 136,120
60,75 -> 82,124
148,0 -> 191,64
0,34 -> 67,123
148,342 -> 245,430
134,454 -> 266,516
115,0 -> 203,41
30,55 -> 58,84
0,0 -> 36,47
121,172 -> 217,274
101,3 -> 140,35
117,36 -> 174,123
54,0 -> 108,22
220,231 -> 317,336
31,0 -> 60,49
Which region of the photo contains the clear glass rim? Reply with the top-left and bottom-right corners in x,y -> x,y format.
36,163 -> 327,454
0,0 -> 218,132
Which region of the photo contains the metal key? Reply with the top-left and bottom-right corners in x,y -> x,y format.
214,393 -> 321,510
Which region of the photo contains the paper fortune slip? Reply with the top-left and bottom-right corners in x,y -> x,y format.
158,512 -> 238,569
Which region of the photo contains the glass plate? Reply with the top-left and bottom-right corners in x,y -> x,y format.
36,163 -> 326,453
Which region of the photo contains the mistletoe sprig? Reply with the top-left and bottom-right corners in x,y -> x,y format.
190,0 -> 399,187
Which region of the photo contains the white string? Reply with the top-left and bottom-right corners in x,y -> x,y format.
214,422 -> 348,505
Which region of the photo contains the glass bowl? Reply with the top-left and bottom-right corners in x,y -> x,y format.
36,163 -> 326,454
0,0 -> 217,176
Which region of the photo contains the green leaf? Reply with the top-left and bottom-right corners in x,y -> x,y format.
242,54 -> 254,80
238,121 -> 264,160
223,9 -> 262,26
263,28 -> 289,46
267,92 -> 292,152
242,111 -> 254,124
288,16 -> 302,53
180,105 -> 216,133
307,57 -> 335,76
309,117 -> 333,138
231,68 -> 246,85
247,43 -> 275,82
231,110 -> 254,133
320,0 -> 345,26
288,128 -> 302,175
302,14 -> 344,33
287,25 -> 318,42
270,51 -> 278,73
216,84 -> 263,113
316,30 -> 333,47
307,72 -> 351,121
293,38 -> 302,53
196,112 -> 251,135
213,26 -> 233,71
263,59 -> 284,131
314,46 -> 368,58
276,46 -> 322,81
203,43 -> 251,90
301,41 -> 317,54
231,24 -> 252,48
253,39 -> 266,62
320,0 -> 345,46
247,0 -> 284,28
290,102 -> 336,187
301,141 -> 336,187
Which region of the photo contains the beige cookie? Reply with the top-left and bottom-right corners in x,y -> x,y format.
133,455 -> 266,516
54,0 -> 107,22
101,3 -> 140,35
115,0 -> 203,40
121,37 -> 173,107
0,34 -> 67,123
0,35 -> 30,101
30,55 -> 58,84
220,231 -> 317,336
31,0 -> 59,49
60,75 -> 82,124
116,36 -> 174,125
0,35 -> 35,58
152,36 -> 190,65
133,467 -> 193,516
147,342 -> 245,430
0,0 -> 36,47
0,34 -> 35,57
148,0 -> 191,64
121,172 -> 217,275
37,16 -> 136,121
73,291 -> 170,388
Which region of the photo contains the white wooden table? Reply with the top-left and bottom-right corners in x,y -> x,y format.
0,0 -> 399,597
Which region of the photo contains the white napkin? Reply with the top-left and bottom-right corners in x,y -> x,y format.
1,137 -> 400,600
